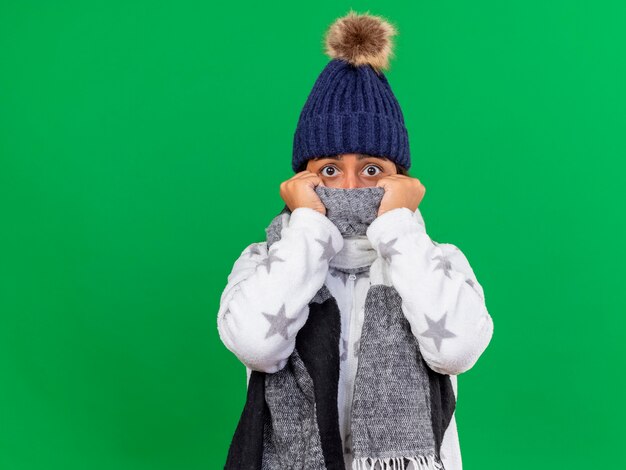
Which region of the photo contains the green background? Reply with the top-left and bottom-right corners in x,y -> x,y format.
1,1 -> 625,469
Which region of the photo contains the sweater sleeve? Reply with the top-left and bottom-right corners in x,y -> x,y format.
216,207 -> 344,373
365,207 -> 494,376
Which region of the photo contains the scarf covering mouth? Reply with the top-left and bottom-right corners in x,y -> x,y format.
225,186 -> 456,470
315,185 -> 384,275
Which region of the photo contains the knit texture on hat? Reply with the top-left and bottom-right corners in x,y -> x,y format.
292,11 -> 411,173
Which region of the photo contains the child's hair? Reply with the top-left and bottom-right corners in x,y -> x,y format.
297,156 -> 410,176
396,164 -> 410,176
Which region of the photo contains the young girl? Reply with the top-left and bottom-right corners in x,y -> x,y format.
217,11 -> 494,470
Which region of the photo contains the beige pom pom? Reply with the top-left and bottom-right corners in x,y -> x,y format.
323,10 -> 398,72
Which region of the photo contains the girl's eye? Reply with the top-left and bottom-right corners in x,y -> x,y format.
363,165 -> 382,176
321,166 -> 338,177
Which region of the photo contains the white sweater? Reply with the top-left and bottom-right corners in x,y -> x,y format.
217,206 -> 494,470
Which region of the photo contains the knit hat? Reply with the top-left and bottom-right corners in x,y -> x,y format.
292,10 -> 411,173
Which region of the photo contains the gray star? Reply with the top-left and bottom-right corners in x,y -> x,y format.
379,237 -> 400,263
340,337 -> 348,361
465,278 -> 484,300
353,338 -> 360,358
261,304 -> 297,340
344,431 -> 352,454
257,250 -> 285,274
330,268 -> 351,285
248,244 -> 264,256
433,254 -> 453,279
419,311 -> 457,352
315,235 -> 337,261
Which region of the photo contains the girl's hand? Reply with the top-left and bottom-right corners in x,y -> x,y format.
376,175 -> 426,216
279,171 -> 327,215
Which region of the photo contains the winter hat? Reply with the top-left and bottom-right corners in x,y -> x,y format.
292,10 -> 411,173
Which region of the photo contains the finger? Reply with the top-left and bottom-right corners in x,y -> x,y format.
375,179 -> 389,189
292,170 -> 312,179
307,175 -> 324,188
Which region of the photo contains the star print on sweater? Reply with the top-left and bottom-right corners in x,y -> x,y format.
248,244 -> 264,256
419,311 -> 457,351
378,237 -> 400,262
262,304 -> 297,340
218,206 -> 493,470
257,250 -> 284,274
433,254 -> 453,279
315,234 -> 337,261
465,277 -> 484,300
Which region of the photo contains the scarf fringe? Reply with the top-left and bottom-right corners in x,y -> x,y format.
352,453 -> 445,470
